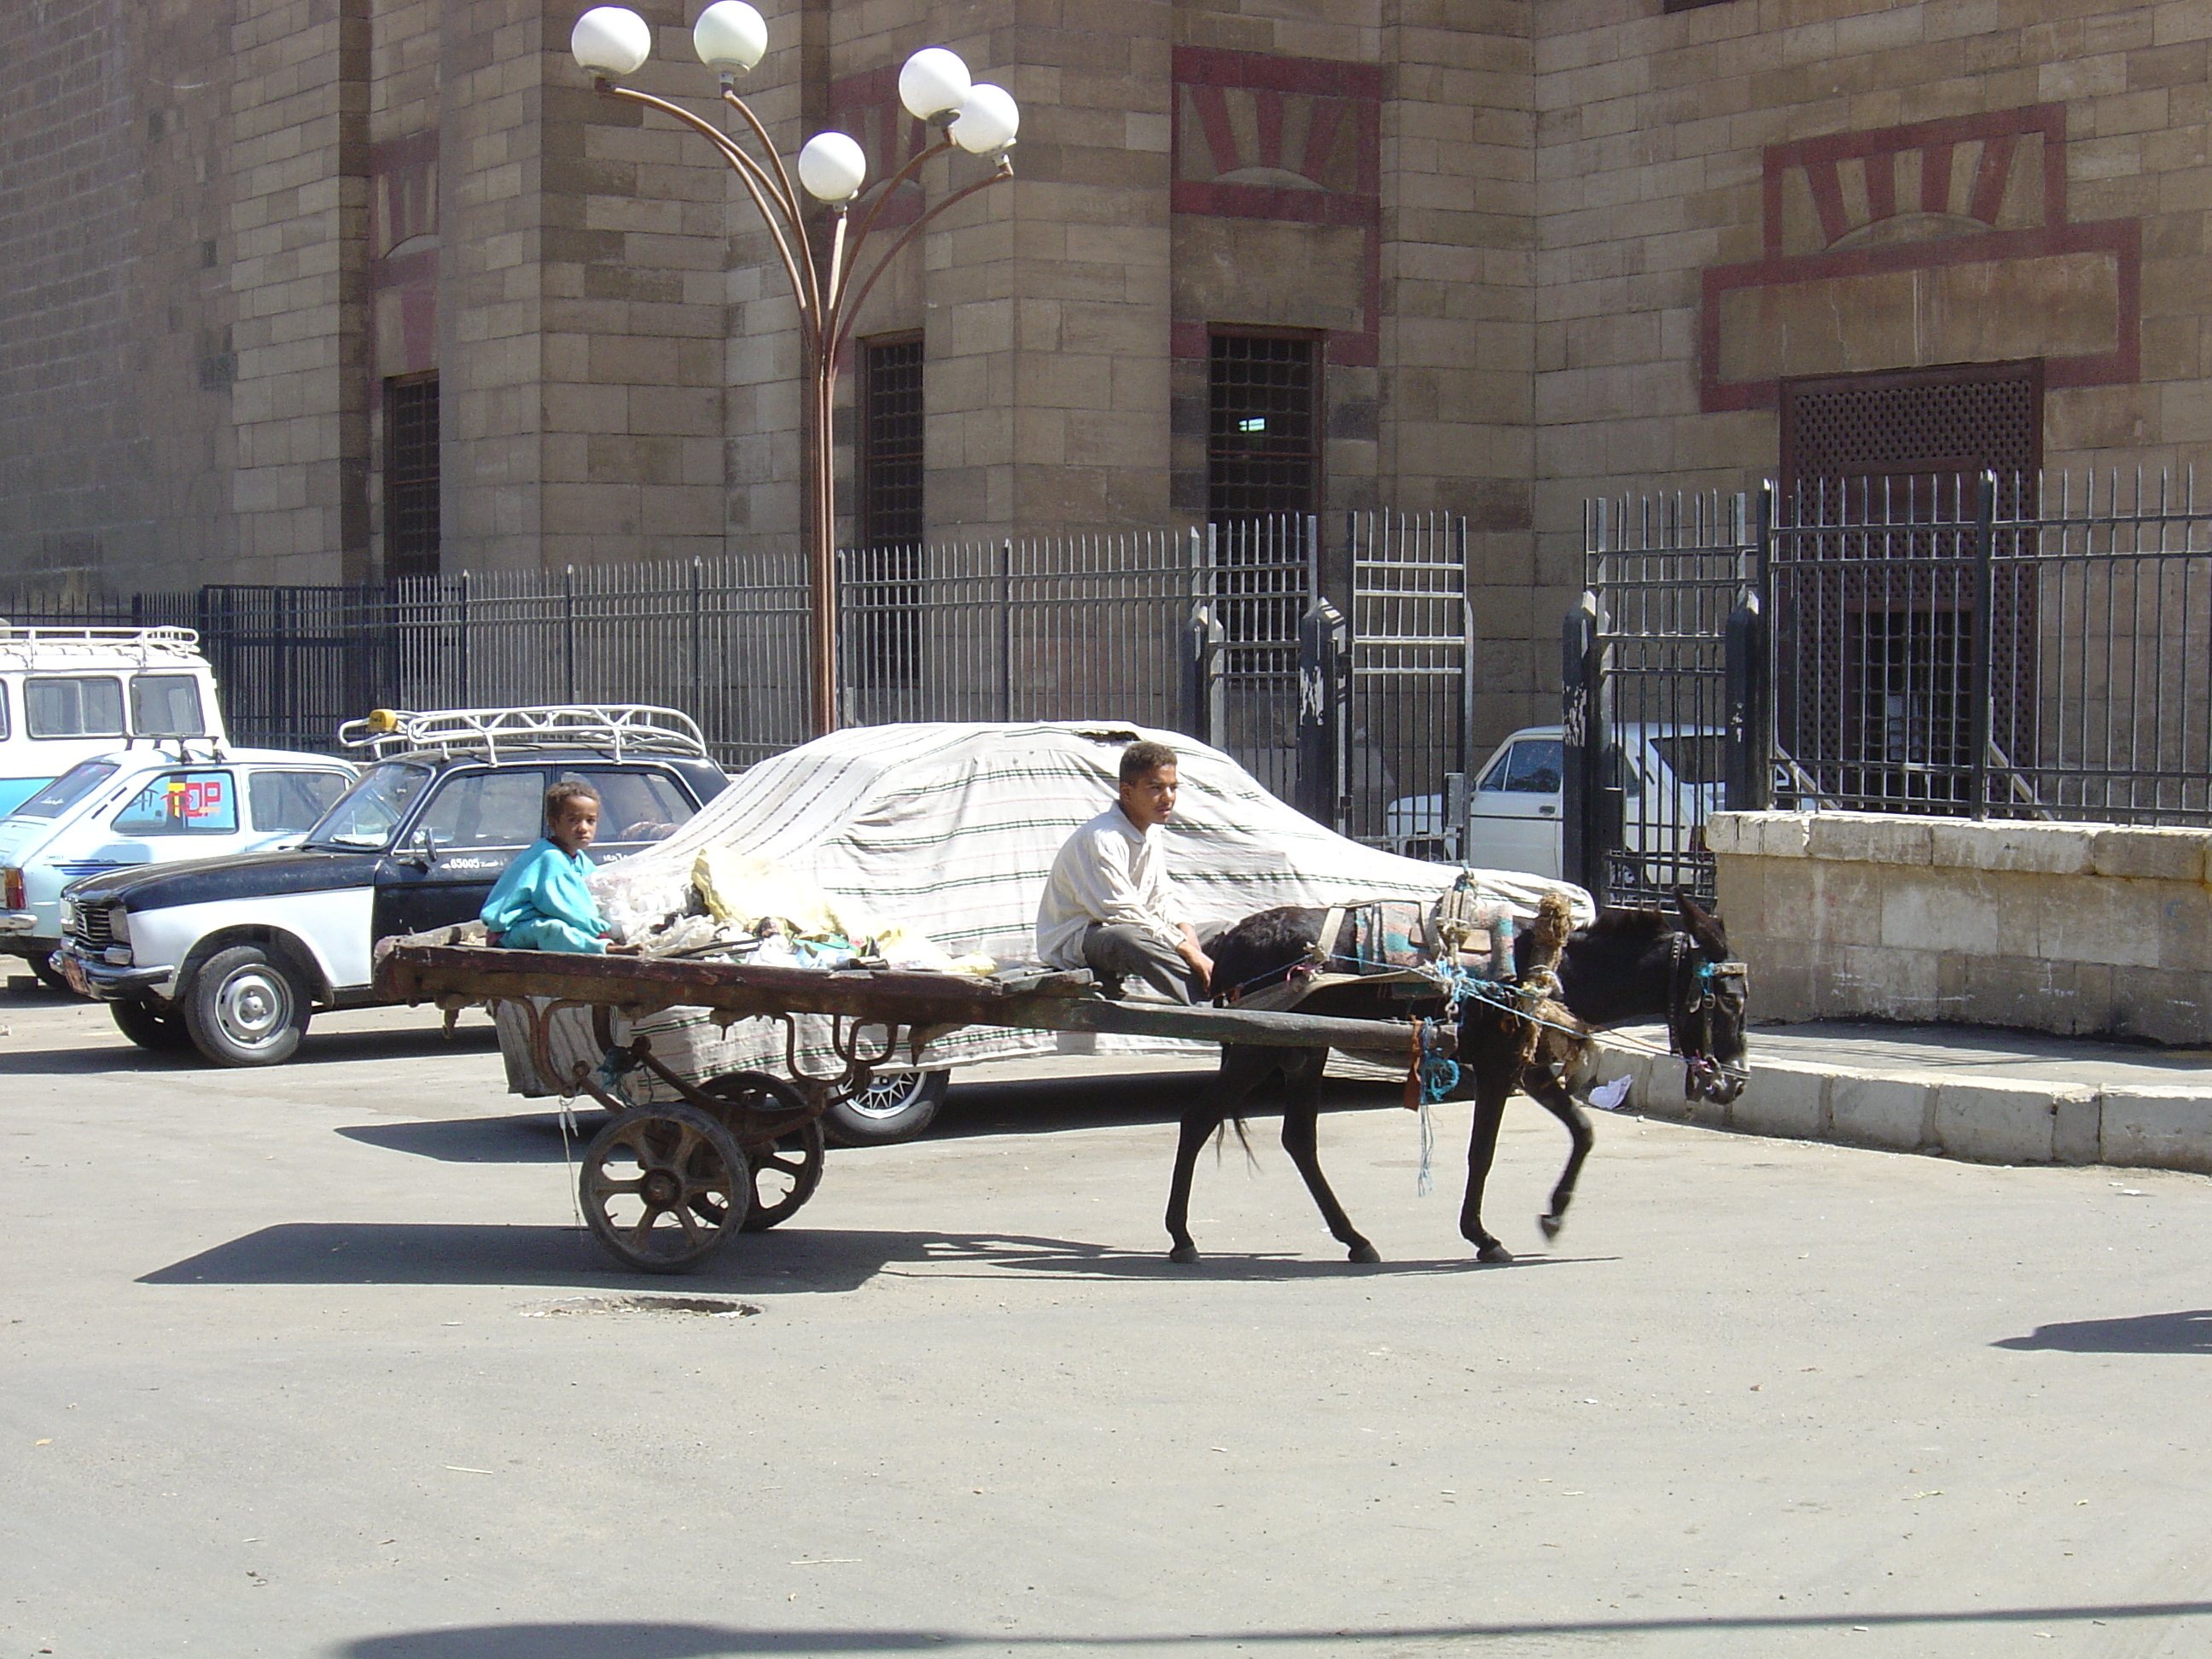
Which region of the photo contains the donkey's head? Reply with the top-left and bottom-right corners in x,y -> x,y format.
1672,889 -> 1748,1104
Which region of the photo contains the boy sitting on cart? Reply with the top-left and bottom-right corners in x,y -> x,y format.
1036,738 -> 1216,1004
481,780 -> 617,954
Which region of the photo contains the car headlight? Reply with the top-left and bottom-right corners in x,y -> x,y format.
108,906 -> 131,944
60,896 -> 79,932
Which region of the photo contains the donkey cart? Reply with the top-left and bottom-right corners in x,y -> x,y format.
375,941 -> 1441,1273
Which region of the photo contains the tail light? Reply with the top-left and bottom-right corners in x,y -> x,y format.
2,868 -> 23,910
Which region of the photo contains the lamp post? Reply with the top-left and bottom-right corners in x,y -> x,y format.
569,5 -> 1021,736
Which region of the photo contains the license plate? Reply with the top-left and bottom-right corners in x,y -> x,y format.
58,955 -> 93,998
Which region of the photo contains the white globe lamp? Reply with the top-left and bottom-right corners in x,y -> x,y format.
797,131 -> 868,203
899,47 -> 971,123
949,83 -> 1019,154
691,1 -> 767,73
570,7 -> 653,77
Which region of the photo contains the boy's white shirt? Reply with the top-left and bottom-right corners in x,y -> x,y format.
1034,804 -> 1190,969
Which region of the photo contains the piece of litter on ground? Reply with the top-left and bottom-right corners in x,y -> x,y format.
1908,1489 -> 1944,1499
1211,1446 -> 1228,1452
33,1438 -> 51,1447
2117,1189 -> 2147,1196
1853,1627 -> 1868,1633
443,1465 -> 493,1475
1589,1076 -> 1633,1111
1582,1398 -> 1599,1405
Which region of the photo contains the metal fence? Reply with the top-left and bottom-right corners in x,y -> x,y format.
1575,468 -> 2212,905
1771,469 -> 2211,825
2,513 -> 1475,838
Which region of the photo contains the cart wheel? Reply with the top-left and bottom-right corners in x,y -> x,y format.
699,1072 -> 826,1231
579,1104 -> 749,1273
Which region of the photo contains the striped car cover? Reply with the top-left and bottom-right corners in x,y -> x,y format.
497,720 -> 1592,1100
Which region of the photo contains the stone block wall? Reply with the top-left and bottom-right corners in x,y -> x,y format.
1709,810 -> 2212,1045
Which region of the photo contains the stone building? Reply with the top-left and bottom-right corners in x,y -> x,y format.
1,0 -> 2206,733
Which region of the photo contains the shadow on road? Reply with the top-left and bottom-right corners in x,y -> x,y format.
0,1019 -> 500,1077
925,1072 -> 1407,1142
137,1221 -> 1529,1293
336,1114 -> 594,1164
1994,1309 -> 2212,1354
335,1599 -> 2212,1656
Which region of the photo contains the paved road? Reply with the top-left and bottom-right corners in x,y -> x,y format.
3,989 -> 2210,1659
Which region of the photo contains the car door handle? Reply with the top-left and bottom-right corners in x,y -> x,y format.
1538,805 -> 1557,815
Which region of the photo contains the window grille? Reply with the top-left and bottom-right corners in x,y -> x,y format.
853,335 -> 924,690
385,375 -> 440,579
1775,361 -> 2044,811
1207,331 -> 1318,528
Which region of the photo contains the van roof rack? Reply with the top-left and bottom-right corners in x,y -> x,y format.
337,705 -> 712,764
0,624 -> 203,660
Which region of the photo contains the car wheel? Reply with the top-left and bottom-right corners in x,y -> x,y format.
110,996 -> 196,1054
183,944 -> 311,1067
30,955 -> 79,996
821,1068 -> 950,1147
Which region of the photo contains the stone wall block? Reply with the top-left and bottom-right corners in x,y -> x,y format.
1934,1080 -> 2069,1165
2100,1090 -> 2212,1173
1807,812 -> 1932,866
2089,826 -> 2212,881
1880,869 -> 2000,955
1930,821 -> 2095,876
2052,1091 -> 2103,1165
1830,1074 -> 1936,1153
1727,1060 -> 1828,1140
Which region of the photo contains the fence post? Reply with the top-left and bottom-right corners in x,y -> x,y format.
1183,602 -> 1225,746
1561,591 -> 1604,901
563,564 -> 578,705
1969,469 -> 1997,818
457,569 -> 473,707
998,538 -> 1014,721
690,558 -> 704,719
1723,590 -> 1767,813
1295,597 -> 1348,830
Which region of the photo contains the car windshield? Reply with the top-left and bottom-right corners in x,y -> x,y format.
9,760 -> 121,821
1647,734 -> 1727,788
302,761 -> 432,849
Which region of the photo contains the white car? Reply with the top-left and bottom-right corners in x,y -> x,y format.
0,747 -> 357,991
1388,724 -> 1726,881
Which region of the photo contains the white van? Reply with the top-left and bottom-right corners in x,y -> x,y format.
0,626 -> 227,818
1386,723 -> 1727,880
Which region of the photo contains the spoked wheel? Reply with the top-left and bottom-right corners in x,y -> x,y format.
698,1071 -> 826,1232
579,1104 -> 750,1273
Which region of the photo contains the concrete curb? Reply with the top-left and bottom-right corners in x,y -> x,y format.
1586,1042 -> 2212,1173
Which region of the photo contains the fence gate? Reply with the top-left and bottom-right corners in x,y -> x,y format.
1572,492 -> 1764,906
1345,513 -> 1471,848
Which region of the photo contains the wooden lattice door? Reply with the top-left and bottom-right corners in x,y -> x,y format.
1774,361 -> 2042,808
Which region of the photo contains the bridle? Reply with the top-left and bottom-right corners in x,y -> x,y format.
1667,934 -> 1749,1099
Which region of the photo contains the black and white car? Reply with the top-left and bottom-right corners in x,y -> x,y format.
58,706 -> 728,1065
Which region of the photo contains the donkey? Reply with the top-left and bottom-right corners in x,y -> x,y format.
1163,889 -> 1746,1266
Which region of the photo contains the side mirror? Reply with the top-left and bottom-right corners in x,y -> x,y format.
403,826 -> 441,869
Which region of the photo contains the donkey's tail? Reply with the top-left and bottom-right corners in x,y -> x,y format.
1212,1115 -> 1259,1169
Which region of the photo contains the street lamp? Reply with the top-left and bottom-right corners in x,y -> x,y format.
569,3 -> 1020,736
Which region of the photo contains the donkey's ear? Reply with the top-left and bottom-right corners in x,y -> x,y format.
1673,887 -> 1730,956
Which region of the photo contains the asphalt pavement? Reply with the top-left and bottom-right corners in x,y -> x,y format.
4,987 -> 2211,1658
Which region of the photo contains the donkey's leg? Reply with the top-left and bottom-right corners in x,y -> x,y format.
1457,1013 -> 1526,1264
1167,1045 -> 1266,1263
1277,1049 -> 1379,1264
1522,1062 -> 1595,1241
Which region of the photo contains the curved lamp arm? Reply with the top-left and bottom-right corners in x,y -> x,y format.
597,81 -> 823,334
830,159 -> 1013,359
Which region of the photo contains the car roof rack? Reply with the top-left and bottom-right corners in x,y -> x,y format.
337,704 -> 713,764
0,624 -> 203,661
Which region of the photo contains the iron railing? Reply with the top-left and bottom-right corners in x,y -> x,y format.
2,514 -> 1475,839
1577,468 -> 2212,903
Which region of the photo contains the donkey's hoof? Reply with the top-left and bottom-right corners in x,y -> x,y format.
1168,1243 -> 1200,1264
1476,1241 -> 1516,1265
1538,1213 -> 1564,1241
1347,1242 -> 1381,1265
